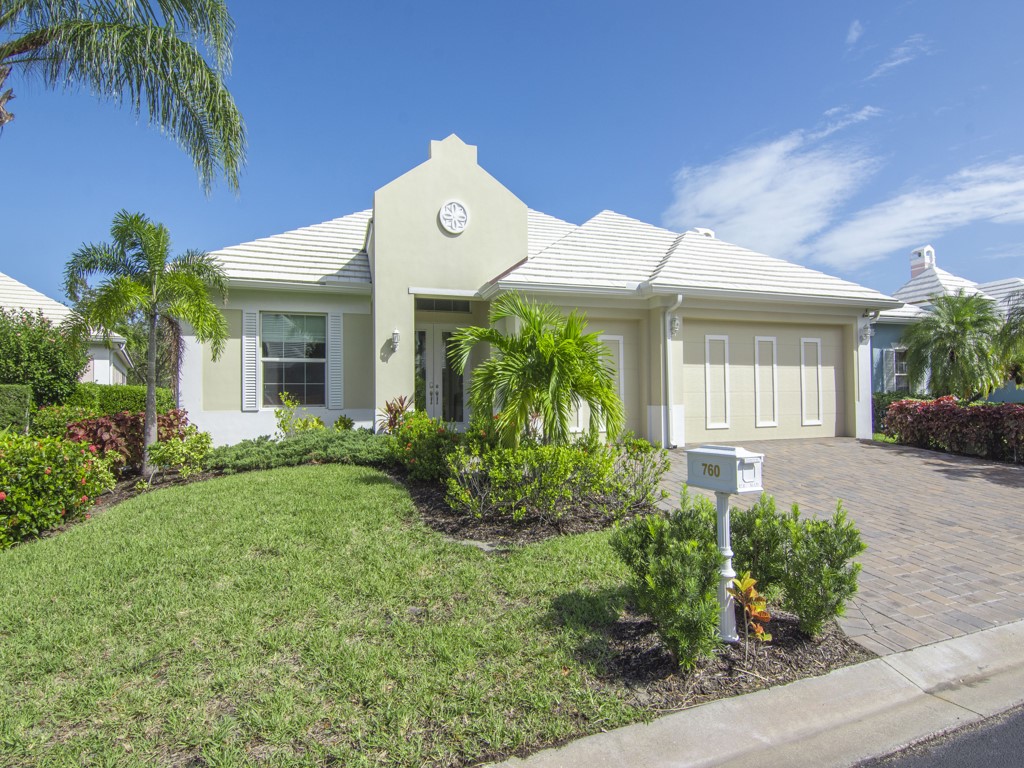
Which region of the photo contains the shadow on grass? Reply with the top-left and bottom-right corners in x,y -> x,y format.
546,586 -> 676,684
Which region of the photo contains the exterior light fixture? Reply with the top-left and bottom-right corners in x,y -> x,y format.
391,329 -> 401,352
671,316 -> 681,336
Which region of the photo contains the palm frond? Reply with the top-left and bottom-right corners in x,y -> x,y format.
79,274 -> 149,331
163,271 -> 228,359
3,11 -> 245,191
64,241 -> 132,301
168,249 -> 227,300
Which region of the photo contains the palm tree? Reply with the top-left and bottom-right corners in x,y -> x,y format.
0,0 -> 245,191
902,290 -> 1004,401
65,209 -> 228,475
449,292 -> 625,447
998,290 -> 1024,387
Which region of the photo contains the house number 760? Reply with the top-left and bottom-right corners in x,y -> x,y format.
702,463 -> 721,478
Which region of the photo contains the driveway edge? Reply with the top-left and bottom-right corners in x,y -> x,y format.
489,620 -> 1024,768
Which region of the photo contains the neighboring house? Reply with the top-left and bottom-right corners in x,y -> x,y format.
180,135 -> 900,446
0,271 -> 132,386
871,246 -> 1024,402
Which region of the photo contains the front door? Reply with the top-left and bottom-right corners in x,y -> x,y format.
414,325 -> 467,425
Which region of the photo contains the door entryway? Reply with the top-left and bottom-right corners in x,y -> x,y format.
414,325 -> 467,425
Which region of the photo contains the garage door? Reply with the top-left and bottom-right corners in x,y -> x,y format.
681,321 -> 846,444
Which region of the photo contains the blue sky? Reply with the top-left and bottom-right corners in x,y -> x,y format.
3,1 -> 1023,303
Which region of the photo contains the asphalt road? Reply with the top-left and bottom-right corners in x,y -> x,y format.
859,705 -> 1024,767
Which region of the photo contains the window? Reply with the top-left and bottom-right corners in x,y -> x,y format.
261,313 -> 326,406
893,348 -> 909,392
414,298 -> 472,313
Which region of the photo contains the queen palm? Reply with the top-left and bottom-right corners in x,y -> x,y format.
998,290 -> 1024,387
0,0 -> 245,191
65,210 -> 228,475
449,292 -> 625,447
902,290 -> 1004,401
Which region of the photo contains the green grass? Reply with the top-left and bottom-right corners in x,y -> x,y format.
0,465 -> 639,767
872,432 -> 898,444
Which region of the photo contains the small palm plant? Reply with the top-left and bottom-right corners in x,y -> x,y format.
448,292 -> 624,447
902,290 -> 1004,401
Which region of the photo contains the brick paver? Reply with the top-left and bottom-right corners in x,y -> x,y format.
659,438 -> 1024,654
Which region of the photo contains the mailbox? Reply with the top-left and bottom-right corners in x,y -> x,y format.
686,444 -> 764,495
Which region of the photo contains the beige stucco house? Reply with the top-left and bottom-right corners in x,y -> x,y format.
180,135 -> 900,446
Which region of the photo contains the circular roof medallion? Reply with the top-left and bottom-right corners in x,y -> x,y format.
439,200 -> 469,234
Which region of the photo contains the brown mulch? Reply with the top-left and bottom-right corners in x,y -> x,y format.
592,605 -> 874,712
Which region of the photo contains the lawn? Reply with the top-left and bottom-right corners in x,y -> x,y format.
0,464 -> 638,767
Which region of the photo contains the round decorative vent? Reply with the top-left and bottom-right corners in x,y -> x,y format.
439,200 -> 469,234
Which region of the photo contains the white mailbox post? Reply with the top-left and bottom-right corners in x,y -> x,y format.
686,445 -> 764,643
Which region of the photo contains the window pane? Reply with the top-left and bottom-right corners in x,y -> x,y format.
261,313 -> 326,360
262,362 -> 326,407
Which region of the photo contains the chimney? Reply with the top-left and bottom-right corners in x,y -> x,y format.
910,245 -> 935,278
691,227 -> 715,238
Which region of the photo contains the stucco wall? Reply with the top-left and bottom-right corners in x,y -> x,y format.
371,136 -> 529,412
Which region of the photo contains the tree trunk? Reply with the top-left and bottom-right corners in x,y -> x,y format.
142,311 -> 159,477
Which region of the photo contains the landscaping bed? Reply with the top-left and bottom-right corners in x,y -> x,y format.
0,464 -> 871,767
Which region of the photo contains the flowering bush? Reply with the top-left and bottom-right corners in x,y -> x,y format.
392,411 -> 462,482
885,396 -> 1024,463
0,431 -> 116,549
66,408 -> 190,473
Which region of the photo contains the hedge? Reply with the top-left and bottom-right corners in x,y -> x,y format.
66,409 -> 189,473
0,384 -> 32,433
872,391 -> 928,435
884,396 -> 1024,463
68,382 -> 175,415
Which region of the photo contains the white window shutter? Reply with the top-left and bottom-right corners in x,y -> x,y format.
242,311 -> 259,412
883,348 -> 896,393
327,313 -> 344,410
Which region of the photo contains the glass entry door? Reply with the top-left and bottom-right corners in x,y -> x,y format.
414,325 -> 467,425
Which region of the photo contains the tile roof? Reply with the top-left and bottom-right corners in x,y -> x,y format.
892,266 -> 991,305
503,210 -> 676,292
210,210 -> 374,286
501,211 -> 896,306
527,209 -> 576,258
877,303 -> 930,322
977,277 -> 1024,309
0,271 -> 74,322
647,230 -> 895,304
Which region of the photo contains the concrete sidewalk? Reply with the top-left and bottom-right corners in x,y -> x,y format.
490,620 -> 1024,768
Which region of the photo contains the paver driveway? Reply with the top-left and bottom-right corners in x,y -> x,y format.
660,438 -> 1024,656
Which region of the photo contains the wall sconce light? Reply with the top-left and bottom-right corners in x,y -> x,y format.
391,329 -> 401,352
670,316 -> 681,336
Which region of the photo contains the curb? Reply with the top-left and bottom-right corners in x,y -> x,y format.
489,620 -> 1024,768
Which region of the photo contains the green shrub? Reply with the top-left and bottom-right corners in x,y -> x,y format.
273,391 -> 325,438
29,404 -> 100,438
731,493 -> 789,594
67,382 -> 175,416
0,308 -> 87,406
445,436 -> 668,524
0,385 -> 32,433
393,411 -> 462,482
0,431 -> 117,549
146,425 -> 213,479
207,430 -> 393,474
780,503 -> 865,636
333,414 -> 355,431
610,489 -> 722,669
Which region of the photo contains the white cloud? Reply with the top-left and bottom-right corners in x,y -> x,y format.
809,159 -> 1024,269
846,20 -> 864,47
663,109 -> 880,257
868,34 -> 930,80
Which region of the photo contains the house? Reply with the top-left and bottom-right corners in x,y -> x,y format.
179,135 -> 900,446
0,271 -> 132,385
871,245 -> 1024,403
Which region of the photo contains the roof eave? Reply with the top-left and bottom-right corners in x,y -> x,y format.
647,284 -> 901,310
227,277 -> 372,295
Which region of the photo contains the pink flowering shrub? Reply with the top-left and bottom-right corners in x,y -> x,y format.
885,396 -> 1024,463
0,432 -> 116,549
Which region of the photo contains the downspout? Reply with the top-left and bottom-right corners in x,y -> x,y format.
664,294 -> 684,448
